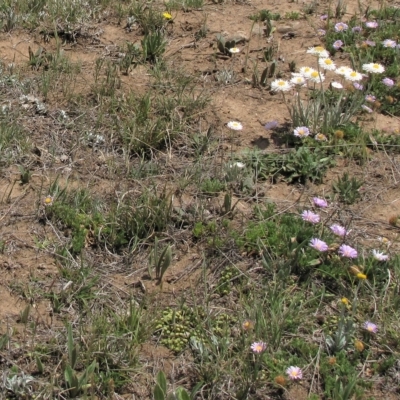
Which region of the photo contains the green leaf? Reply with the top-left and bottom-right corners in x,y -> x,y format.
64,365 -> 79,397
190,381 -> 203,399
177,387 -> 191,400
154,384 -> 166,400
35,355 -> 44,374
260,67 -> 268,86
155,371 -> 167,397
20,305 -> 31,324
78,360 -> 97,387
67,323 -> 77,369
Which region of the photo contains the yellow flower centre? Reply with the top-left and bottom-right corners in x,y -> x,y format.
373,64 -> 379,69
311,71 -> 319,78
315,46 -> 324,52
324,59 -> 332,65
350,72 -> 357,77
44,197 -> 52,204
278,81 -> 285,86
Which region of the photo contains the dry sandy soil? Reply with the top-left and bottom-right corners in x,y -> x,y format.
1,0 -> 400,398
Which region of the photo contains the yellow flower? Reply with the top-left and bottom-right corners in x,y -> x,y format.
328,357 -> 336,365
341,297 -> 349,306
334,130 -> 344,139
349,265 -> 361,276
356,272 -> 367,280
274,375 -> 286,386
242,320 -> 254,331
388,215 -> 398,226
163,11 -> 172,20
355,340 -> 364,352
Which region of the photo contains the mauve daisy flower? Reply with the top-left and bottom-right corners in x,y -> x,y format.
345,70 -> 363,81
339,244 -> 358,258
379,236 -> 391,246
317,29 -> 326,36
363,41 -> 376,48
352,26 -> 362,33
310,238 -> 329,252
320,14 -> 328,20
333,40 -> 343,50
335,22 -> 348,32
363,63 -> 385,73
313,197 -> 328,207
330,224 -> 347,237
365,21 -> 378,28
319,57 -> 336,71
365,94 -> 376,103
286,366 -> 302,380
363,321 -> 377,333
353,82 -> 363,90
271,79 -> 292,92
264,120 -> 279,130
227,121 -> 243,130
301,210 -> 320,224
372,249 -> 389,261
294,126 -> 310,137
382,77 -> 394,87
361,105 -> 373,113
251,341 -> 266,353
307,46 -> 330,58
382,39 -> 397,48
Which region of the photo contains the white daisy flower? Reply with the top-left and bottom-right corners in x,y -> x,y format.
335,66 -> 353,76
290,75 -> 307,86
229,47 -> 240,54
319,57 -> 336,71
315,133 -> 328,141
344,70 -> 363,81
372,249 -> 389,261
362,63 -> 385,73
299,66 -> 316,78
308,70 -> 325,83
307,46 -> 330,58
331,81 -> 343,89
227,121 -> 243,130
271,79 -> 292,92
230,162 -> 245,168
